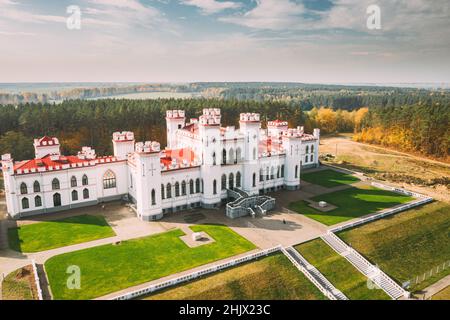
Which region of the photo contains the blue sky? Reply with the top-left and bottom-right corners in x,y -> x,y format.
0,0 -> 449,83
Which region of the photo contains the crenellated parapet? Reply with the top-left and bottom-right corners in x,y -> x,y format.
199,108 -> 221,126
166,110 -> 186,119
112,131 -> 134,142
239,113 -> 260,122
135,141 -> 161,154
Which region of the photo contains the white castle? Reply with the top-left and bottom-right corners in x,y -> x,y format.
1,109 -> 320,221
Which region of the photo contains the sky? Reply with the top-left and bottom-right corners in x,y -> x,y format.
0,0 -> 449,83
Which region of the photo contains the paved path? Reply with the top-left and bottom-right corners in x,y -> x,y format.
419,275 -> 450,300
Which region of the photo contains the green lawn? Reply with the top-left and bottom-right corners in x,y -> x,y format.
289,185 -> 414,225
143,253 -> 326,300
8,215 -> 115,253
295,238 -> 390,300
432,286 -> 450,300
301,169 -> 360,188
45,224 -> 257,300
1,266 -> 38,300
338,201 -> 450,291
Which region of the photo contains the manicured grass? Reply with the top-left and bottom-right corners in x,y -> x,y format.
1,266 -> 38,300
45,224 -> 256,300
432,286 -> 450,300
338,202 -> 450,291
143,253 -> 326,300
289,185 -> 414,225
295,238 -> 390,300
301,169 -> 360,188
8,215 -> 115,253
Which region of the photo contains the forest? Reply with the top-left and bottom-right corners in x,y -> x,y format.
0,98 -> 448,162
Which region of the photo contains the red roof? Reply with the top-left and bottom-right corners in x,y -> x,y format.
161,148 -> 196,167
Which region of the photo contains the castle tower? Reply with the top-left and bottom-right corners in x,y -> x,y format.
267,120 -> 289,138
112,131 -> 135,160
134,141 -> 163,221
282,129 -> 303,190
1,154 -> 19,217
239,113 -> 261,194
33,136 -> 60,159
166,110 -> 186,149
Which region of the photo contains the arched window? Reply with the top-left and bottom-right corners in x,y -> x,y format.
22,197 -> 29,209
83,188 -> 89,199
212,152 -> 216,165
221,174 -> 227,190
236,172 -> 241,188
181,181 -> 187,196
20,183 -> 27,195
213,180 -> 217,195
151,189 -> 156,205
33,181 -> 40,193
253,173 -> 256,187
295,165 -> 299,178
260,168 -> 264,182
71,176 -> 77,187
311,155 -> 314,162
306,145 -> 309,154
305,155 -> 308,163
175,182 -> 180,197
35,195 -> 42,207
270,167 -> 275,180
53,193 -> 61,207
236,148 -> 242,163
222,149 -> 227,165
166,183 -> 172,198
196,179 -> 201,193
281,165 -> 285,178
52,178 -> 60,190
277,166 -> 280,178
161,184 -> 165,199
189,179 -> 194,194
229,173 -> 234,189
253,147 -> 257,160
228,148 -> 234,164
103,170 -> 116,189
82,174 -> 88,186
201,179 -> 204,194
72,190 -> 78,201
311,145 -> 314,153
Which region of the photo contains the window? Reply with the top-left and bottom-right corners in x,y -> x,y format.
213,180 -> 217,195
72,190 -> 78,201
236,172 -> 241,188
83,188 -> 89,199
277,166 -> 280,178
22,197 -> 29,209
20,183 -> 27,195
53,193 -> 61,207
311,145 -> 314,153
33,181 -> 40,193
253,147 -> 256,160
253,173 -> 256,187
266,167 -> 270,181
52,178 -> 60,190
103,170 -> 116,189
311,155 -> 314,162
196,179 -> 200,193
35,196 -> 42,207
212,152 -> 216,166
201,179 -> 204,194
229,173 -> 234,189
221,174 -> 227,190
305,155 -> 308,163
228,148 -> 234,164
71,176 -> 77,187
151,189 -> 156,205
222,149 -> 227,165
161,184 -> 165,199
306,145 -> 309,154
260,168 -> 264,182
270,167 -> 275,180
281,165 -> 285,178
189,179 -> 194,194
130,174 -> 133,188
181,181 -> 186,196
175,182 -> 180,197
82,174 -> 88,186
295,165 -> 298,178
236,148 -> 241,163
166,183 -> 172,198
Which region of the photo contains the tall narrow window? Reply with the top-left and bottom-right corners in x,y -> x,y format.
82,174 -> 88,186
260,168 -> 264,182
161,184 -> 165,199
166,183 -> 172,198
266,167 -> 270,181
22,197 -> 29,209
189,179 -> 194,194
83,188 -> 89,199
311,145 -> 314,154
281,165 -> 285,178
277,166 -> 280,178
103,170 -> 116,189
33,181 -> 40,193
71,176 -> 77,187
181,181 -> 186,196
20,183 -> 27,195
35,195 -> 42,207
212,152 -> 216,166
229,173 -> 234,189
228,148 -> 234,164
72,190 -> 78,201
196,179 -> 200,193
175,182 -> 180,197
221,174 -> 227,190
270,167 -> 275,180
305,155 -> 308,163
236,148 -> 241,163
306,145 -> 309,154
295,165 -> 298,178
222,149 -> 227,165
151,189 -> 156,205
213,180 -> 217,195
311,155 -> 314,162
52,178 -> 60,190
253,173 -> 256,187
201,179 -> 204,194
53,193 -> 61,207
236,172 -> 241,188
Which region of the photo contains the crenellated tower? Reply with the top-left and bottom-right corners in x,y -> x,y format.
239,113 -> 261,194
166,110 -> 186,149
112,131 -> 135,160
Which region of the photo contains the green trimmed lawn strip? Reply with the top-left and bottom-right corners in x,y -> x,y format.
143,253 -> 326,300
45,224 -> 256,300
301,169 -> 360,188
289,185 -> 414,225
8,215 -> 115,253
295,238 -> 390,300
338,201 -> 450,291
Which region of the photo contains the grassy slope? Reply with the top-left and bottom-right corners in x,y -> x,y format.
301,169 -> 360,188
45,224 -> 256,300
8,215 -> 115,253
289,185 -> 414,225
338,202 -> 450,291
144,253 -> 326,300
1,266 -> 37,300
295,239 -> 390,300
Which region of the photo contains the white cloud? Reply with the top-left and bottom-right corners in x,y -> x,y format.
180,0 -> 241,15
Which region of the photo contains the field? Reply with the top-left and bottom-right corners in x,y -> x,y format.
295,239 -> 389,300
301,169 -> 360,188
338,202 -> 450,291
432,286 -> 450,300
289,185 -> 414,225
45,224 -> 256,300
8,215 -> 115,253
1,266 -> 38,300
143,253 -> 326,300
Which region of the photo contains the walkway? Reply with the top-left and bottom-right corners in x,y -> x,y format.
420,275 -> 450,300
